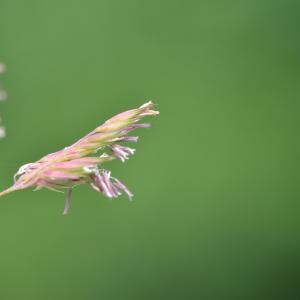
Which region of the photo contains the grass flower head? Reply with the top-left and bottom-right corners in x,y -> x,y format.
0,101 -> 159,214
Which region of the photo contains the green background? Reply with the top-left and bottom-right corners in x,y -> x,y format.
0,0 -> 299,299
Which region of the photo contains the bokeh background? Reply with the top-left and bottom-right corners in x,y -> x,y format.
0,0 -> 299,299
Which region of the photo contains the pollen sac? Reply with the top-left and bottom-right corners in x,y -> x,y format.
110,144 -> 136,162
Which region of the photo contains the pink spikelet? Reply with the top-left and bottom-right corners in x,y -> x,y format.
0,101 -> 159,214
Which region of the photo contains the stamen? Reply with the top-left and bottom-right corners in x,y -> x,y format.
112,177 -> 133,201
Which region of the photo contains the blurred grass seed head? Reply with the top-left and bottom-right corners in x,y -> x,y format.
0,62 -> 7,138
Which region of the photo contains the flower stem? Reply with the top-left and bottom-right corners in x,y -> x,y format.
62,188 -> 73,215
